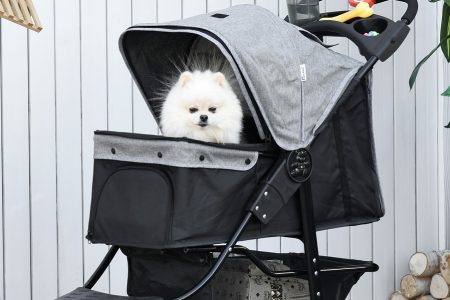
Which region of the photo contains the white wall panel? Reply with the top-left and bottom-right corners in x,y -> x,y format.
392,0 -> 417,290
1,17 -> 31,300
29,0 -> 58,298
80,0 -> 110,294
415,0 -> 440,254
208,0 -> 232,12
372,1 -> 396,297
55,0 -> 84,295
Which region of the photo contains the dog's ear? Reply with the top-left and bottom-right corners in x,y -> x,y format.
178,71 -> 193,87
213,72 -> 227,87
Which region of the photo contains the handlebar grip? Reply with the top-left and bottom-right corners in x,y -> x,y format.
377,0 -> 418,24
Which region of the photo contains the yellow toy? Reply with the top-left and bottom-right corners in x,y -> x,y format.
320,2 -> 373,23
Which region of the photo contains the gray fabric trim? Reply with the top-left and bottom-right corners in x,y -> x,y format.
94,135 -> 259,171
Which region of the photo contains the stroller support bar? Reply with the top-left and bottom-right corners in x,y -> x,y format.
299,181 -> 322,300
184,245 -> 378,278
83,246 -> 119,289
173,212 -> 254,300
248,150 -> 312,224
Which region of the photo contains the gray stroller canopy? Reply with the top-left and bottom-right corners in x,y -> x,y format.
119,4 -> 363,150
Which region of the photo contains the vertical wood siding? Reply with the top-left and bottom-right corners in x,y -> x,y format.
0,0 -> 447,299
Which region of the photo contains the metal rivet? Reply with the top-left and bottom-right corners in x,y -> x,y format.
255,206 -> 259,211
264,191 -> 268,196
111,148 -> 116,154
245,158 -> 251,165
262,214 -> 267,219
157,152 -> 162,158
317,292 -> 321,297
229,247 -> 232,252
199,155 -> 205,161
313,258 -> 317,263
314,271 -> 318,276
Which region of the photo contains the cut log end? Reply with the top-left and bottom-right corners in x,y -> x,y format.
401,274 -> 431,298
430,273 -> 450,299
410,252 -> 429,276
416,295 -> 438,300
410,252 -> 442,277
441,252 -> 450,285
390,291 -> 409,300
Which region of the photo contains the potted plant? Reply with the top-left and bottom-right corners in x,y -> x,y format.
410,0 -> 450,127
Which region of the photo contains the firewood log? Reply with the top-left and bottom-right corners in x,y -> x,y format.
416,295 -> 437,300
410,251 -> 444,277
430,273 -> 450,299
389,291 -> 408,300
400,274 -> 431,298
440,252 -> 450,284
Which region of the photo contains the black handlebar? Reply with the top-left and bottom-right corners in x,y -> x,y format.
300,0 -> 418,61
377,0 -> 418,25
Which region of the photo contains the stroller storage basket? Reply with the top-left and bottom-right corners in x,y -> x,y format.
87,78 -> 383,249
122,247 -> 378,300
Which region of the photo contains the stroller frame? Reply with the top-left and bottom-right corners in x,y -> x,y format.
82,57 -> 378,300
71,1 -> 418,299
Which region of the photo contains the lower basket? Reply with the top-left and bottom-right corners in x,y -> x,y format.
121,247 -> 378,300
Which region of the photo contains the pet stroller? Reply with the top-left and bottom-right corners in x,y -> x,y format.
57,1 -> 417,299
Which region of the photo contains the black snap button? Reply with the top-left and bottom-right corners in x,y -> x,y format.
157,152 -> 162,158
245,158 -> 251,165
199,155 -> 205,161
211,13 -> 229,18
111,148 -> 116,154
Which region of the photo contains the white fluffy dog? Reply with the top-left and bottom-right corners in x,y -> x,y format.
160,70 -> 243,144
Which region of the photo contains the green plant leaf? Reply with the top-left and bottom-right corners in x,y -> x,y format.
442,85 -> 450,96
409,33 -> 450,89
441,2 -> 450,61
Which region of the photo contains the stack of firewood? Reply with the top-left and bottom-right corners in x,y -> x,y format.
390,251 -> 450,299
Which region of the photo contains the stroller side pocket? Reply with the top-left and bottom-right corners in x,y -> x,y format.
88,162 -> 173,247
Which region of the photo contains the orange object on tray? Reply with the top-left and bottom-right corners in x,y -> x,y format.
348,0 -> 376,7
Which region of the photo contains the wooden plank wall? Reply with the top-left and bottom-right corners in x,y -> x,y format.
0,0 -> 447,299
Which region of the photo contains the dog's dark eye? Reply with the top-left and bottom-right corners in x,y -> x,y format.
189,107 -> 198,113
208,107 -> 217,113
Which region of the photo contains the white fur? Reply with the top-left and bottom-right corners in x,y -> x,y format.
160,70 -> 243,144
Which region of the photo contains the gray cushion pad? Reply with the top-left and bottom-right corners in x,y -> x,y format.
55,287 -> 163,300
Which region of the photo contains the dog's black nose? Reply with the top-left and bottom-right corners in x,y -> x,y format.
200,115 -> 208,122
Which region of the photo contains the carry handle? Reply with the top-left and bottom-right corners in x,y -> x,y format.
377,0 -> 418,25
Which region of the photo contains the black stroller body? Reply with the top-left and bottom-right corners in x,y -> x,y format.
57,1 -> 418,299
